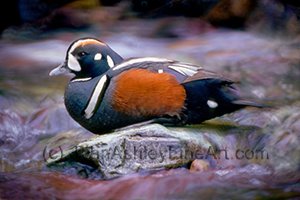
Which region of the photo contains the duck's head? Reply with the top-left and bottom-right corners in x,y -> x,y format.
49,38 -> 123,78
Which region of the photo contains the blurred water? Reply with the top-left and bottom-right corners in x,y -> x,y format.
0,18 -> 300,199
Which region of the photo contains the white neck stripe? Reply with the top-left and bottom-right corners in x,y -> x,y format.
71,77 -> 92,83
84,75 -> 108,119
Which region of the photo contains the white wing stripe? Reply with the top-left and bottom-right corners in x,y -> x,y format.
174,63 -> 201,70
112,57 -> 172,71
168,65 -> 198,76
168,65 -> 186,75
177,67 -> 198,76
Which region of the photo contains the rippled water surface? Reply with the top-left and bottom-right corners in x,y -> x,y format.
0,18 -> 300,199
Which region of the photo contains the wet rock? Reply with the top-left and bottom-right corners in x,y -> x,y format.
48,124 -> 210,179
48,122 -> 265,179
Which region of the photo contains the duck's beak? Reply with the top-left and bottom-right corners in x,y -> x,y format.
49,62 -> 70,76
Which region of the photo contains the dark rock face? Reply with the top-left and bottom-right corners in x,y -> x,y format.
206,0 -> 257,28
0,0 -> 88,32
0,1 -> 20,32
131,0 -> 220,17
100,0 -> 122,6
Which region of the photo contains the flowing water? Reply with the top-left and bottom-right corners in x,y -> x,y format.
0,18 -> 300,199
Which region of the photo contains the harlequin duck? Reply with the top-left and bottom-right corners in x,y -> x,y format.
49,38 -> 261,134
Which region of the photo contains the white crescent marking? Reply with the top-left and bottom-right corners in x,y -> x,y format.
107,55 -> 115,68
68,54 -> 81,71
84,75 -> 108,119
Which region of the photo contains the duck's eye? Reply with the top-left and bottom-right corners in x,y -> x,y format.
78,51 -> 87,57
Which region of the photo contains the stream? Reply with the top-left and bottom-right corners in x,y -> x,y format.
0,17 -> 300,199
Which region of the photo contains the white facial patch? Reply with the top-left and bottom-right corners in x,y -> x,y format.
94,53 -> 102,61
107,55 -> 114,68
207,100 -> 218,108
84,75 -> 108,119
68,54 -> 81,71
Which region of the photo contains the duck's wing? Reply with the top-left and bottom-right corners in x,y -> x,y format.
107,57 -> 213,83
